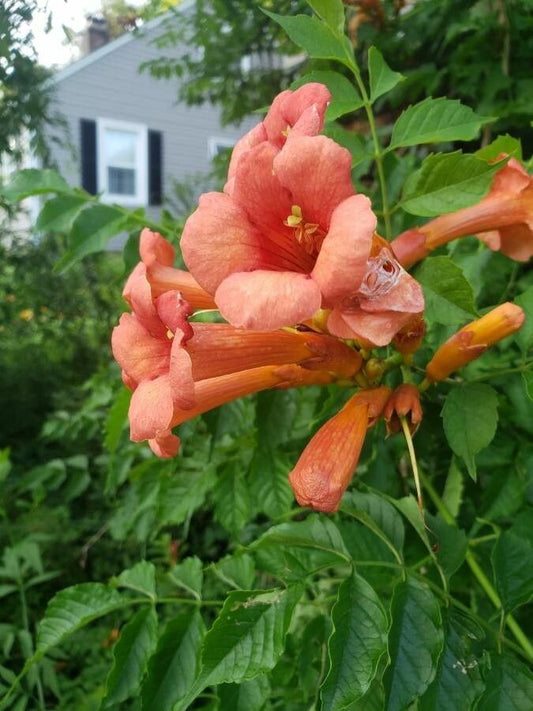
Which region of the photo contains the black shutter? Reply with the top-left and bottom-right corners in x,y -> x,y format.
148,130 -> 163,206
80,119 -> 97,195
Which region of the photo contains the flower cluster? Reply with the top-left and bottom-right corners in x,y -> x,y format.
112,83 -> 528,513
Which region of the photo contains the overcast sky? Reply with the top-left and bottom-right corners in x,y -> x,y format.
31,0 -> 145,67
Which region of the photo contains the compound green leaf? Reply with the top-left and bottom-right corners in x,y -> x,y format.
56,204 -> 128,271
200,586 -> 302,685
293,70 -> 363,121
415,256 -> 478,326
36,195 -> 88,233
141,610 -> 205,711
441,384 -> 499,480
168,557 -> 203,600
36,583 -> 126,654
419,612 -> 484,711
514,285 -> 533,357
306,0 -> 345,32
114,561 -> 156,600
102,606 -> 158,707
389,97 -> 492,149
218,676 -> 270,711
383,577 -> 444,711
214,463 -> 252,535
492,509 -> 533,612
401,152 -> 502,217
250,515 -> 350,581
368,46 -> 403,102
477,653 -> 533,711
321,572 -> 388,709
263,11 -> 356,71
1,168 -> 69,201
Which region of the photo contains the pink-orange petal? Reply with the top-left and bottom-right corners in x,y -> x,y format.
169,330 -> 196,410
129,375 -> 174,442
181,191 -> 266,295
328,307 -> 416,347
111,313 -> 171,383
215,270 -> 322,330
312,195 -> 375,304
149,430 -> 181,458
274,135 -> 355,228
226,122 -> 268,191
479,224 -> 533,262
139,228 -> 175,267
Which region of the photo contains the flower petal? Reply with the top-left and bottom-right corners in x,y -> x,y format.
263,83 -> 330,147
181,191 -> 266,294
358,268 -> 425,314
122,263 -> 166,336
149,430 -> 181,458
328,307 -> 416,347
140,228 -> 175,267
215,270 -> 322,330
311,195 -> 375,304
129,375 -> 174,441
226,122 -> 268,192
479,224 -> 533,262
112,313 -> 170,383
274,135 -> 355,229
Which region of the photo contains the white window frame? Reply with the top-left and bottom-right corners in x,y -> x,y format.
97,118 -> 148,206
208,136 -> 236,160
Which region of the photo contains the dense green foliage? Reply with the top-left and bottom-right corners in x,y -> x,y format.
1,1 -> 533,709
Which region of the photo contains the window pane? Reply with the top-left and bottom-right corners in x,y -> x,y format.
104,129 -> 136,166
108,167 -> 135,195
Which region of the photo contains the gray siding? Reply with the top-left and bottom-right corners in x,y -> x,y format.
46,14 -> 257,215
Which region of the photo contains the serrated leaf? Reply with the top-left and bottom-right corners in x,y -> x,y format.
323,123 -> 371,168
425,514 -> 468,579
383,577 -> 444,710
249,449 -> 293,519
36,584 -> 125,654
168,557 -> 203,600
419,612 -> 484,711
492,509 -> 533,612
56,204 -> 128,271
114,561 -> 156,600
211,553 -> 256,590
158,464 -> 217,527
415,256 -> 478,326
514,285 -> 533,357
141,611 -> 205,711
477,653 -> 533,710
441,384 -> 499,480
263,11 -> 356,71
104,387 -> 131,453
200,586 -> 303,685
368,46 -> 403,102
321,572 -> 388,709
293,70 -> 363,121
340,489 -> 405,556
102,606 -> 158,707
522,371 -> 533,401
401,152 -> 502,217
441,458 -> 464,519
218,676 -> 270,711
476,134 -> 522,162
36,195 -> 88,233
306,0 -> 345,33
250,515 -> 350,581
389,97 -> 492,149
1,168 -> 69,201
214,463 -> 252,535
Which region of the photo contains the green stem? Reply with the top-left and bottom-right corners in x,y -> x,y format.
419,469 -> 533,661
350,69 -> 392,238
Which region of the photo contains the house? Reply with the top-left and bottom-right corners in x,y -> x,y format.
44,0 -> 257,219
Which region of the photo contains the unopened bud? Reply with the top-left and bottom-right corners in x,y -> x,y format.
383,384 -> 423,436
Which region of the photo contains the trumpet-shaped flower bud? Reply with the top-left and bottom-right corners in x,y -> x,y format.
288,386 -> 391,512
383,384 -> 423,436
392,314 -> 426,355
425,302 -> 525,382
392,158 -> 533,268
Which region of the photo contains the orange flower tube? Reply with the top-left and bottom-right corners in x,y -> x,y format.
288,386 -> 391,513
392,158 -> 533,268
425,302 -> 525,382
